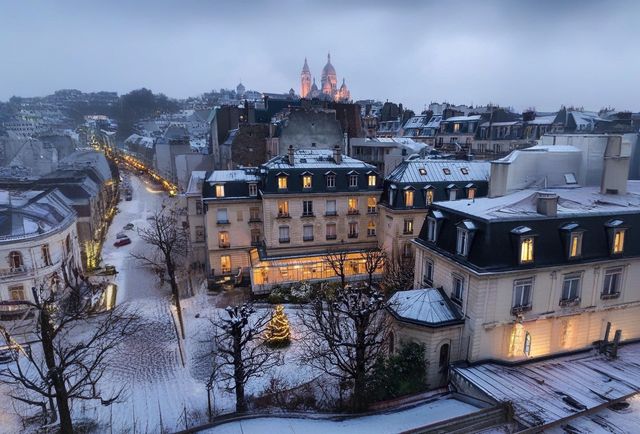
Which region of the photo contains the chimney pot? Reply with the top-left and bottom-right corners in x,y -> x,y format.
537,192 -> 558,217
288,145 -> 294,165
333,145 -> 342,164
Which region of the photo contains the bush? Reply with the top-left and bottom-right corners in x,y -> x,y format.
267,281 -> 313,304
366,342 -> 428,403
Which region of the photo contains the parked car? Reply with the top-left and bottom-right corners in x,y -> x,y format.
123,223 -> 134,230
124,190 -> 132,201
113,236 -> 131,247
116,232 -> 128,239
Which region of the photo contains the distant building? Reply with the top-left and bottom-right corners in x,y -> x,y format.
154,124 -> 193,184
300,54 -> 351,102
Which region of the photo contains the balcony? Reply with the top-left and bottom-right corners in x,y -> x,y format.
367,209 -> 377,215
559,297 -> 581,307
217,219 -> 230,225
325,211 -> 338,217
218,242 -> 230,249
277,213 -> 290,219
347,210 -> 360,215
248,217 -> 262,223
303,236 -> 314,242
601,292 -> 621,300
0,266 -> 29,278
511,304 -> 532,315
301,213 -> 315,218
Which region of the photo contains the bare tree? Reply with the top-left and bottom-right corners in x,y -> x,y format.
360,248 -> 386,288
381,255 -> 415,294
325,250 -> 349,289
132,204 -> 188,337
210,304 -> 281,412
0,266 -> 138,433
298,285 -> 390,411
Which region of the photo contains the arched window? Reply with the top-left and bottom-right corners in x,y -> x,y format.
9,251 -> 23,269
524,332 -> 532,356
439,343 -> 450,368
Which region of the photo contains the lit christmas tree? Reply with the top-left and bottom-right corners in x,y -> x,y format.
265,304 -> 291,348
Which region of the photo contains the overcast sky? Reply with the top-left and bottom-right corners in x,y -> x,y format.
1,0 -> 639,112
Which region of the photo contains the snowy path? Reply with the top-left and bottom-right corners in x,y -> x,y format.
201,397 -> 481,434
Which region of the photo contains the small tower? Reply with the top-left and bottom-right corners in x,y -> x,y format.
301,57 -> 312,98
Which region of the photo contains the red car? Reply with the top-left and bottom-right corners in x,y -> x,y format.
113,236 -> 131,247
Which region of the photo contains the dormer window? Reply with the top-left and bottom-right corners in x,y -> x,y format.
427,218 -> 437,242
277,175 -> 288,190
249,183 -> 258,196
349,174 -> 358,188
520,238 -> 534,263
466,183 -> 476,200
455,220 -> 476,257
561,222 -> 584,259
368,174 -> 377,187
443,168 -> 451,175
424,186 -> 434,205
512,226 -> 535,264
404,188 -> 414,207
302,175 -> 312,189
447,184 -> 458,201
605,220 -> 626,255
215,184 -> 225,198
326,172 -> 336,188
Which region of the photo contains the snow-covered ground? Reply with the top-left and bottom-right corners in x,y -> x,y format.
201,397 -> 480,434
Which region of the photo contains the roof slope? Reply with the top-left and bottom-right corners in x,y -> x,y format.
389,288 -> 462,326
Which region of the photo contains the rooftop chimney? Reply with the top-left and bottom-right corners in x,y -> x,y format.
288,145 -> 295,166
601,136 -> 630,195
537,192 -> 558,217
333,144 -> 342,165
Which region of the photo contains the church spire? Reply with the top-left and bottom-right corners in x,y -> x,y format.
302,57 -> 310,73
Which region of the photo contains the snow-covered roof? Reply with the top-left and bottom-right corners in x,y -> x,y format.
185,171 -> 206,195
526,115 -> 556,125
441,115 -> 482,122
387,159 -> 490,184
479,121 -> 520,127
206,169 -> 260,183
389,288 -> 462,326
263,149 -> 374,170
435,182 -> 640,220
453,342 -> 640,429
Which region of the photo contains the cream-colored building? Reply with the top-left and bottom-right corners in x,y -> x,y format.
0,188 -> 82,321
199,148 -> 384,292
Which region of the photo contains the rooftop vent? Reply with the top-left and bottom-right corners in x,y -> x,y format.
537,192 -> 558,217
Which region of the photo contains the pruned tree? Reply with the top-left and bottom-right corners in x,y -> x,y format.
132,204 -> 188,337
360,248 -> 387,288
325,250 -> 349,289
210,304 -> 281,412
298,285 -> 390,411
0,265 -> 139,433
381,255 -> 415,294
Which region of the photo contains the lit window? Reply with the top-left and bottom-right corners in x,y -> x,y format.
220,255 -> 231,274
218,231 -> 230,248
348,222 -> 358,238
348,197 -> 358,214
523,332 -> 531,356
456,228 -> 469,256
427,218 -> 437,242
279,226 -> 290,243
452,275 -> 464,304
403,219 -> 414,235
467,188 -> 476,200
569,233 -> 582,258
404,189 -> 414,207
303,175 -> 312,189
367,197 -> 377,214
613,229 -> 625,254
513,278 -> 533,310
277,200 -> 289,217
453,123 -> 460,133
520,237 -> 534,263
326,223 -> 337,240
326,174 -> 336,188
425,189 -> 434,205
368,174 -> 377,187
423,259 -> 434,286
561,273 -> 581,302
278,176 -> 288,190
367,220 -> 376,236
349,174 -> 358,188
602,267 -> 623,298
249,183 -> 258,196
215,184 -> 225,197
